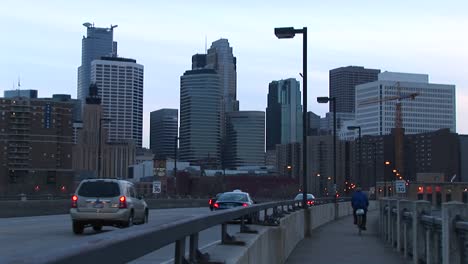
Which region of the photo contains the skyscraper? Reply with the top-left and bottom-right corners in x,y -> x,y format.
266,78 -> 303,151
90,56 -> 144,147
329,66 -> 380,113
225,111 -> 265,168
150,109 -> 178,160
179,69 -> 221,164
355,71 -> 456,136
77,23 -> 117,105
206,39 -> 238,112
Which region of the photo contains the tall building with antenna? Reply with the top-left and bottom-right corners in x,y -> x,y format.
77,23 -> 118,106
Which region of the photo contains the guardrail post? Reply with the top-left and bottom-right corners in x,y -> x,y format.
189,233 -> 198,263
425,225 -> 433,264
412,200 -> 431,264
397,200 -> 407,253
391,204 -> 397,248
386,200 -> 393,243
175,237 -> 186,264
381,199 -> 388,241
441,201 -> 468,264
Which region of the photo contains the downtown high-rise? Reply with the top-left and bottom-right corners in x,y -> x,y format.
355,71 -> 456,136
225,111 -> 265,168
266,78 -> 303,151
77,23 -> 117,105
150,109 -> 178,160
179,69 -> 221,164
329,66 -> 380,113
206,39 -> 238,113
90,57 -> 144,147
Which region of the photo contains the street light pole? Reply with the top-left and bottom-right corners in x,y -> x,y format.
174,136 -> 179,178
384,161 -> 391,196
274,26 -> 308,211
347,126 -> 362,187
275,26 -> 309,237
373,143 -> 377,199
316,96 -> 337,201
97,118 -> 111,178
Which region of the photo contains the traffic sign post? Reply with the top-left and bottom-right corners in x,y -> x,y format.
395,180 -> 406,194
153,181 -> 161,194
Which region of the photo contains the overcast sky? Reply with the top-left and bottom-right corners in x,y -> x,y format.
1,0 -> 467,147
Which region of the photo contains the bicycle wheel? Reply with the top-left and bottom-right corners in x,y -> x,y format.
357,215 -> 362,236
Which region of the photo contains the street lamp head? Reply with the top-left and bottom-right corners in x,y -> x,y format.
317,97 -> 330,104
287,165 -> 292,169
274,27 -> 296,39
385,161 -> 391,165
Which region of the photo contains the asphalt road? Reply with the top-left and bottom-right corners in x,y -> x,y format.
0,207 -> 239,263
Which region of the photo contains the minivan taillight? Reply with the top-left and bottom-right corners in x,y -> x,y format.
71,195 -> 78,208
119,196 -> 127,208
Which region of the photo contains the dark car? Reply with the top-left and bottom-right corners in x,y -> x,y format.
294,193 -> 316,206
209,193 -> 223,211
213,191 -> 255,222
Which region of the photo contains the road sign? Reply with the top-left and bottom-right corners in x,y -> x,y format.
395,180 -> 406,193
152,181 -> 161,194
156,168 -> 166,177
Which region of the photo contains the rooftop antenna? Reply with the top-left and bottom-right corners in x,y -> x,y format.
17,76 -> 21,97
205,35 -> 207,53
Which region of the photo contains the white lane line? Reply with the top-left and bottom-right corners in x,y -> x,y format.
159,240 -> 221,264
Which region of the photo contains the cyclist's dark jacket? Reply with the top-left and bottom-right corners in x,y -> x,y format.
351,191 -> 369,210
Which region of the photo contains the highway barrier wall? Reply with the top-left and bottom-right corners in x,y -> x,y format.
0,199 -> 209,218
205,201 -> 377,264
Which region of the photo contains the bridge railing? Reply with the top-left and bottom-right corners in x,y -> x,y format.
380,198 -> 468,264
25,197 -> 344,264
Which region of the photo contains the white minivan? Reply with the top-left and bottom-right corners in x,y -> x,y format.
70,179 -> 148,234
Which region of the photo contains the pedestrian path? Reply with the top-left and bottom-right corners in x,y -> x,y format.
285,210 -> 408,264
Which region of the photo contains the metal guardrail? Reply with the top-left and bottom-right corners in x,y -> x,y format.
37,200 -> 296,264
23,197 -> 346,264
380,198 -> 468,263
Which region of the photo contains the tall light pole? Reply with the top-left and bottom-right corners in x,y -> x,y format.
347,126 -> 362,187
384,161 -> 391,196
317,96 -> 337,201
363,142 -> 377,199
174,136 -> 179,178
97,118 -> 111,178
274,26 -> 307,211
275,26 -> 309,237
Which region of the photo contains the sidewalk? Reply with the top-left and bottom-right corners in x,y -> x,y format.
285,210 -> 407,264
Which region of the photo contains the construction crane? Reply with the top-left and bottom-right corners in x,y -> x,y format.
358,82 -> 419,180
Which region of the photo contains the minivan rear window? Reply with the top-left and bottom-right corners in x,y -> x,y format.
78,181 -> 120,197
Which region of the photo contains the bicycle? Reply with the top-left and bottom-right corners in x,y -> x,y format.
356,209 -> 365,235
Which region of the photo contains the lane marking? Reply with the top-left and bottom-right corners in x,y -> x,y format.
159,240 -> 221,264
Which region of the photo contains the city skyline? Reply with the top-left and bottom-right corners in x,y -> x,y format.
1,1 -> 467,148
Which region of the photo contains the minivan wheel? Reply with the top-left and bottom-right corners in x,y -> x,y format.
123,211 -> 134,228
73,221 -> 84,234
93,225 -> 103,232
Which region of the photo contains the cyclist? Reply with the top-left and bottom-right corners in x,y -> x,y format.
351,187 -> 369,230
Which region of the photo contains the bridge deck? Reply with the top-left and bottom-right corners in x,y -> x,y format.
285,210 -> 407,264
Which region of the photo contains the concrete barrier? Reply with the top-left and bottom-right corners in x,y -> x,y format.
205,201 -> 378,264
0,199 -> 209,218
